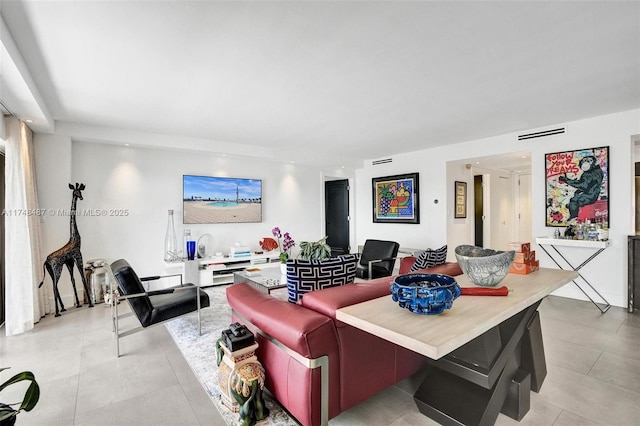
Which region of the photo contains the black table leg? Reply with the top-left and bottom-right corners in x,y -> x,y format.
414,302 -> 545,425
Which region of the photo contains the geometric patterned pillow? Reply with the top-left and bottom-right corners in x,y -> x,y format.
286,254 -> 358,303
409,245 -> 447,272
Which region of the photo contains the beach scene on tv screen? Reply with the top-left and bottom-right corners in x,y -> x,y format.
183,175 -> 262,224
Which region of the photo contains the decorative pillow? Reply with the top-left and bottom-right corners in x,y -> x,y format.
409,245 -> 447,272
286,254 -> 358,303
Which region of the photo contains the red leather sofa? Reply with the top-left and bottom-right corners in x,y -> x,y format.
226,259 -> 462,426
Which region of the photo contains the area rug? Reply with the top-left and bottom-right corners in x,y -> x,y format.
165,286 -> 298,426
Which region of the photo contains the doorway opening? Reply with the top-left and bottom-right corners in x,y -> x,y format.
324,179 -> 350,256
450,151 -> 531,251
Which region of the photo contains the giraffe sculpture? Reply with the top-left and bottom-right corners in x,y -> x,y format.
38,183 -> 94,316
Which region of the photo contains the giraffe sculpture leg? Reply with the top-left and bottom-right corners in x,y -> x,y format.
75,253 -> 93,307
66,261 -> 83,308
45,260 -> 66,317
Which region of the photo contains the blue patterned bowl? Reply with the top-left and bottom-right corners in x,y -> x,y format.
390,274 -> 461,315
454,245 -> 515,287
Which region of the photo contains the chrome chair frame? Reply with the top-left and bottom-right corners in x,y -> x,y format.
111,273 -> 203,357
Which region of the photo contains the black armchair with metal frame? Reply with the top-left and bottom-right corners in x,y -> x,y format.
110,259 -> 210,357
355,239 -> 400,279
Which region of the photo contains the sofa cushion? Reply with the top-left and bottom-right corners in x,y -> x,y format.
409,245 -> 447,272
286,254 -> 358,303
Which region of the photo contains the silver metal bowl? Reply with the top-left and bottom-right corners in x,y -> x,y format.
454,245 -> 515,287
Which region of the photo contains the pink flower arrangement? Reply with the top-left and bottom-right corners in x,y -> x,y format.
272,226 -> 295,263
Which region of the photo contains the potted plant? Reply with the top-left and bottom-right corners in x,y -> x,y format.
298,236 -> 332,260
0,368 -> 40,426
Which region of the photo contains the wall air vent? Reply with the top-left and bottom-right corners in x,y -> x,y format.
372,158 -> 392,166
517,127 -> 566,141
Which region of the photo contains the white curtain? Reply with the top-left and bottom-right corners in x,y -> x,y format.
4,117 -> 50,335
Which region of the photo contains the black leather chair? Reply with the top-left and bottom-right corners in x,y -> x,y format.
355,239 -> 400,279
110,259 -> 210,356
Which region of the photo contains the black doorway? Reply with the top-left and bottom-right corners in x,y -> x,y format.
325,179 -> 350,256
474,175 -> 484,247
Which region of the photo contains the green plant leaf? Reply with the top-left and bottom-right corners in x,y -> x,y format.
0,369 -> 40,416
298,236 -> 331,260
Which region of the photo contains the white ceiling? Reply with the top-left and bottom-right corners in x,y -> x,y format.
1,1 -> 639,168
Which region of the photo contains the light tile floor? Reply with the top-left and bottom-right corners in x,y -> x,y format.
1,295 -> 639,425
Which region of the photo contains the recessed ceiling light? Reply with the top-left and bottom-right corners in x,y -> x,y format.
124,143 -> 130,147
24,119 -> 33,123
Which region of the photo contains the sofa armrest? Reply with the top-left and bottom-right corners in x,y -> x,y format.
226,283 -> 338,359
227,283 -> 339,426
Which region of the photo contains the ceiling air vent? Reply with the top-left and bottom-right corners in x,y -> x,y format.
372,158 -> 392,166
517,127 -> 566,141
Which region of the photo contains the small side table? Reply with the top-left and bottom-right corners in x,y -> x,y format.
536,237 -> 611,313
84,259 -> 110,305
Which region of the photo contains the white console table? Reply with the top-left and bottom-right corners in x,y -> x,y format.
535,237 -> 611,313
165,252 -> 280,287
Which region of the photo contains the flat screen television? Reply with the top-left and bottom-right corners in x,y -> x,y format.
183,175 -> 262,224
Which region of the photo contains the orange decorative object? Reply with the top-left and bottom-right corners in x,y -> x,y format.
513,251 -> 536,264
509,260 -> 539,275
259,237 -> 278,251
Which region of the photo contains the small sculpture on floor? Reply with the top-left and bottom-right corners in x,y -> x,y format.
216,323 -> 269,426
38,183 -> 93,316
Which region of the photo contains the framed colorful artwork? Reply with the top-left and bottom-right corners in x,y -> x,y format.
545,146 -> 609,227
454,181 -> 467,219
372,172 -> 420,224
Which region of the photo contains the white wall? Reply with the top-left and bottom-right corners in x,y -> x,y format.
356,109 -> 640,307
34,138 -> 353,303
33,108 -> 639,308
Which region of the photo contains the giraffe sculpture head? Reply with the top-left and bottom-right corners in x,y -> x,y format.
69,182 -> 85,202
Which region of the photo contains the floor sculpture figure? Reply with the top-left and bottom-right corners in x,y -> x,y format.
38,183 -> 93,316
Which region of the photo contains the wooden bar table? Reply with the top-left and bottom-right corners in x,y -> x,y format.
336,268 -> 577,426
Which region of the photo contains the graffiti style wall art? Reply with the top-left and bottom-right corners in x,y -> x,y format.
545,146 -> 609,227
372,172 -> 420,224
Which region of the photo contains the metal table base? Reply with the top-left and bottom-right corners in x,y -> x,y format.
536,237 -> 610,313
